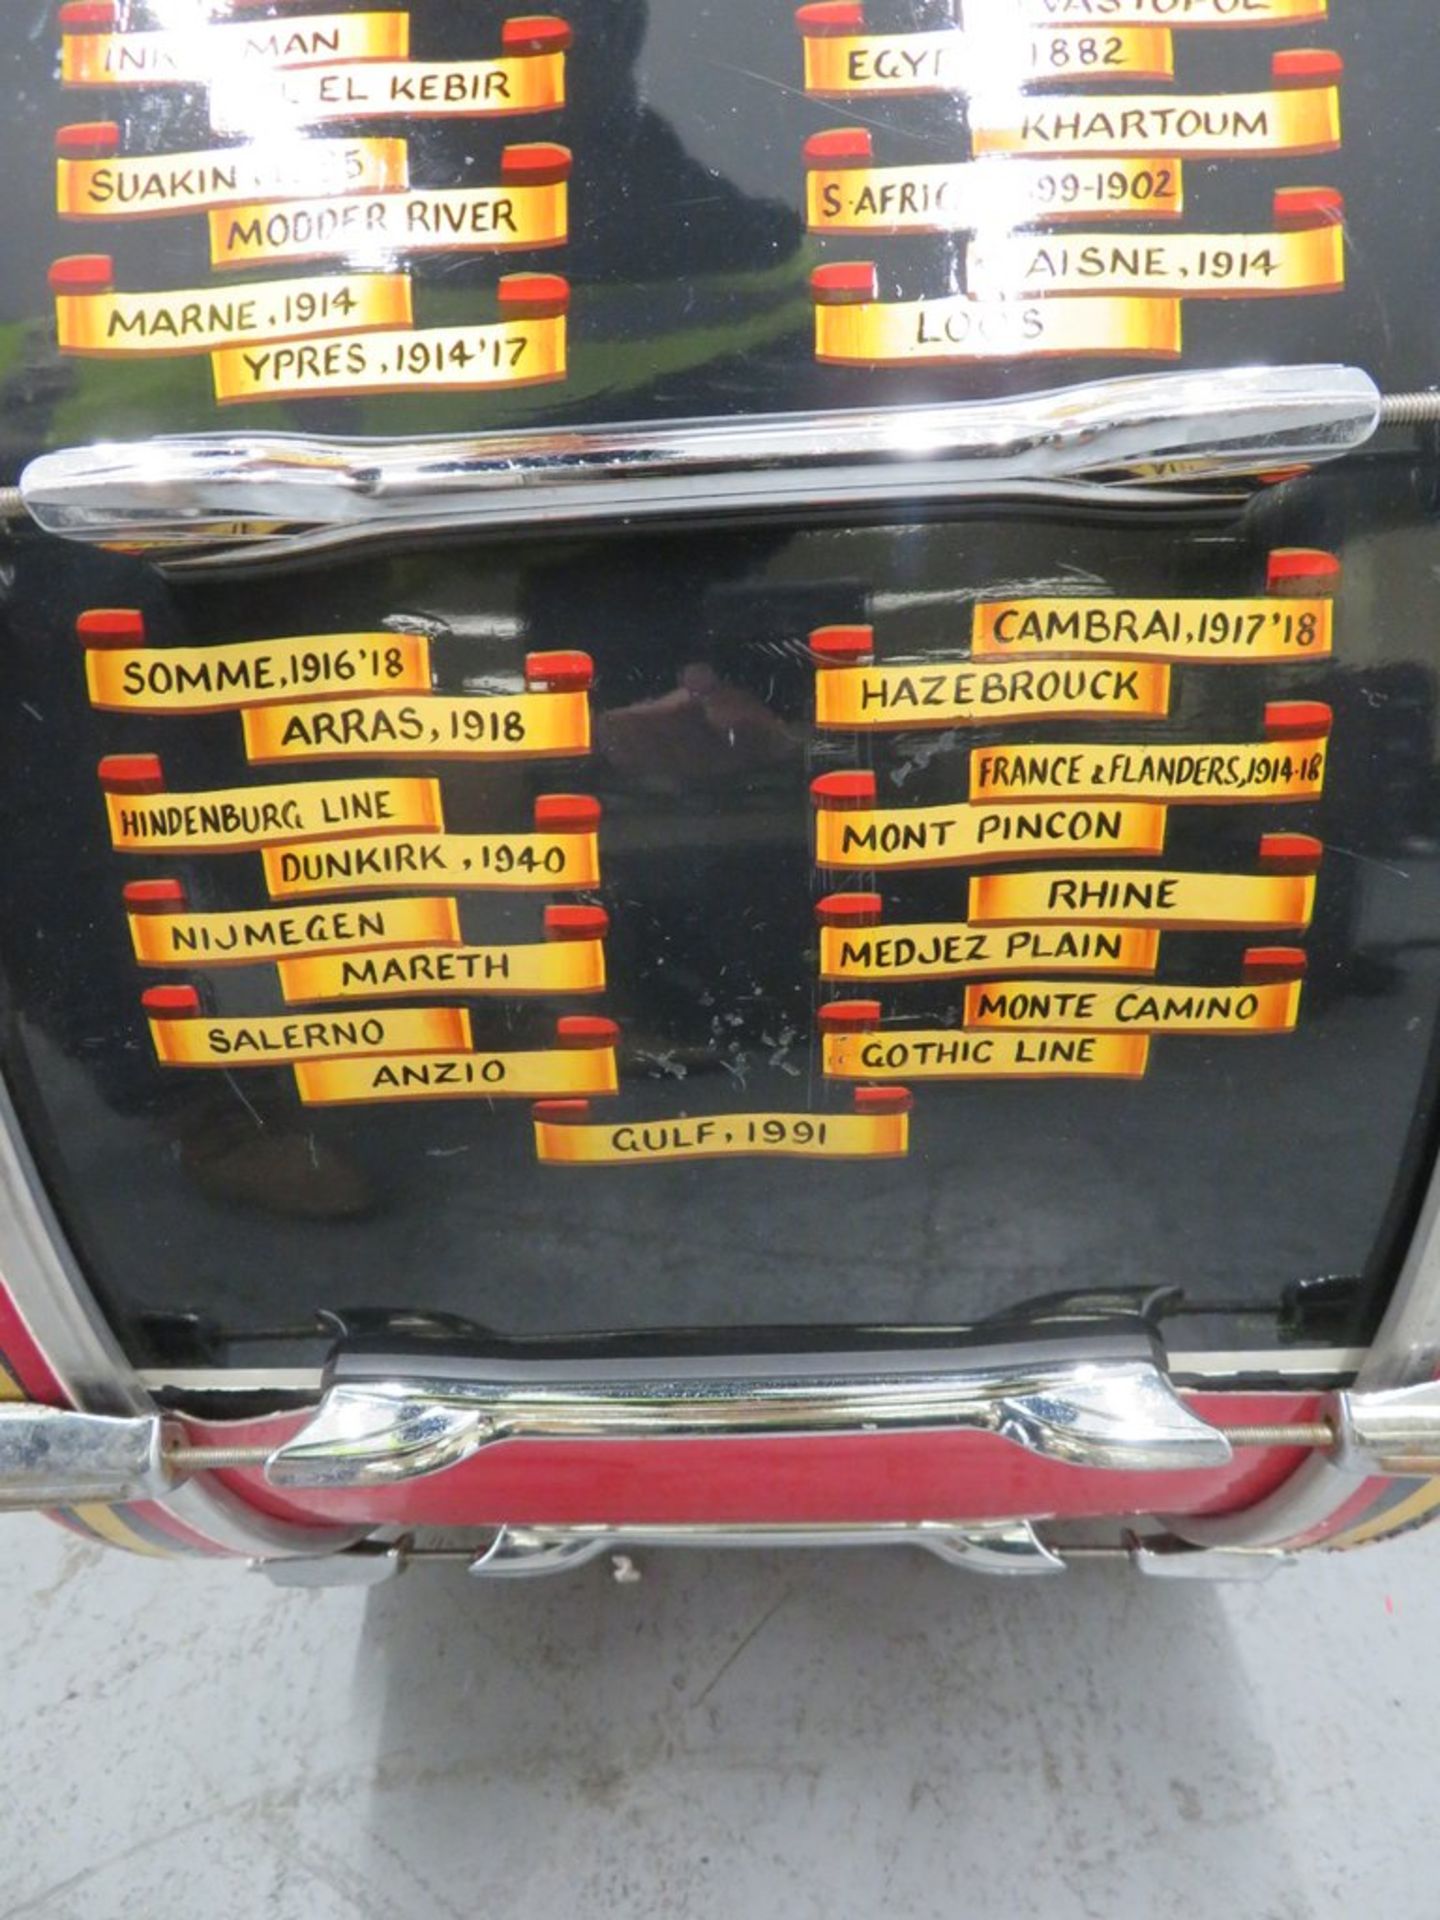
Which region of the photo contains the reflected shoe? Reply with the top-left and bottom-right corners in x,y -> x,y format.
182,1119 -> 374,1220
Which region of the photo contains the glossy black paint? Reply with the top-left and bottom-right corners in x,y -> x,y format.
2,465 -> 1438,1370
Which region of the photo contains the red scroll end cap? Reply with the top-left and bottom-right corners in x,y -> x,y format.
525,648 -> 593,691
56,121 -> 121,159
796,2 -> 865,35
142,984 -> 199,1018
1273,186 -> 1345,231
1266,548 -> 1342,595
500,141 -> 573,185
812,769 -> 877,809
1243,946 -> 1309,985
804,128 -> 874,168
1272,48 -> 1344,87
533,1098 -> 592,1123
48,254 -> 114,295
544,903 -> 610,941
556,1014 -> 619,1049
98,752 -> 163,794
816,891 -> 882,928
59,2 -> 117,28
501,15 -> 573,53
535,792 -> 600,832
1265,699 -> 1333,741
77,607 -> 145,649
811,261 -> 878,306
498,271 -> 570,319
123,878 -> 186,914
853,1084 -> 913,1115
1258,832 -> 1324,876
810,624 -> 875,664
819,999 -> 881,1034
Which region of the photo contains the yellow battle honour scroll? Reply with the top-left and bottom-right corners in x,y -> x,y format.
969,832 -> 1325,934
970,550 -> 1341,664
960,947 -> 1308,1036
957,0 -> 1329,18
968,46 -> 1342,157
967,701 -> 1330,807
293,1015 -> 621,1107
210,271 -> 569,406
812,259 -> 1183,366
804,125 -> 1188,233
49,252 -> 414,356
811,770 -> 1169,871
241,651 -> 593,766
819,1001 -> 1152,1084
275,905 -> 609,1004
142,983 -> 473,1068
123,878 -> 466,970
796,2 -> 1178,92
79,609 -> 435,712
55,120 -> 413,221
966,187 -> 1344,301
532,1087 -> 913,1166
203,13 -> 571,128
811,703 -> 1329,837
811,623 -> 1173,728
97,752 -> 444,855
59,3 -> 412,86
260,793 -> 602,900
207,143 -> 571,270
816,893 -> 1161,985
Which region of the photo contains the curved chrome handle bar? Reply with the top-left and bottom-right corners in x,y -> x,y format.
262,1336 -> 1235,1490
18,364 -> 1382,567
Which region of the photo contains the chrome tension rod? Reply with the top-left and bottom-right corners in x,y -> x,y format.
8,365 -> 1437,571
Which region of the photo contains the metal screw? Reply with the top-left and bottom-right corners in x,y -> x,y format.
1216,1422 -> 1335,1449
165,1442 -> 275,1472
1380,392 -> 1440,427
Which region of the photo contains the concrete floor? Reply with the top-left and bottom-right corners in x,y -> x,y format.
1,1516 -> 1434,1920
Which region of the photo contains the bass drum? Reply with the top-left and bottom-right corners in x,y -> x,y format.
0,0 -> 1438,1578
